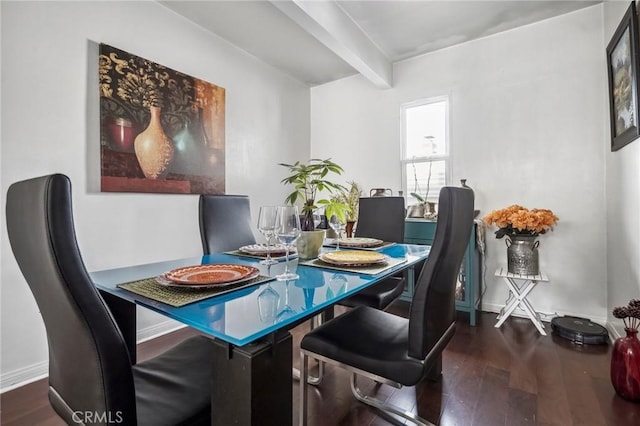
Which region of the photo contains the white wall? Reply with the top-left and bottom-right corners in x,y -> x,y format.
311,5 -> 608,322
604,1 -> 640,339
0,1 -> 310,390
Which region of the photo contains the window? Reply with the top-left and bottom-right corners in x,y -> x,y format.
401,97 -> 449,205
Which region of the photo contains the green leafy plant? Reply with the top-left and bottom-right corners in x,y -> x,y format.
279,158 -> 350,231
410,192 -> 427,206
333,181 -> 362,222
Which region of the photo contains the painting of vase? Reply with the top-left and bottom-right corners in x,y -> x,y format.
99,43 -> 226,194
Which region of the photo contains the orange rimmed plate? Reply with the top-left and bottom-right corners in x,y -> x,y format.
319,250 -> 388,267
163,264 -> 259,286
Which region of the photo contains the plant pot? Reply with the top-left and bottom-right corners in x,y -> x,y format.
345,221 -> 356,238
407,204 -> 425,218
296,230 -> 325,259
506,235 -> 539,275
423,202 -> 437,219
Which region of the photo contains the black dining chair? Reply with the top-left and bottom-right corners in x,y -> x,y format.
299,187 -> 474,426
6,174 -> 214,426
199,194 -> 256,254
339,196 -> 407,310
310,197 -> 407,385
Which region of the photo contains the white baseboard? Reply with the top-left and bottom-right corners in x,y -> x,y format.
0,320 -> 186,393
0,360 -> 49,393
136,319 -> 186,343
607,324 -> 623,341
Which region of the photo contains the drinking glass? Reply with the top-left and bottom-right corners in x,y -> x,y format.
329,273 -> 347,296
257,284 -> 280,324
275,206 -> 301,281
313,208 -> 324,229
276,280 -> 297,323
257,206 -> 278,265
329,214 -> 346,250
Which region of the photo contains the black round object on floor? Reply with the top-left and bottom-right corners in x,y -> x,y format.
551,316 -> 608,345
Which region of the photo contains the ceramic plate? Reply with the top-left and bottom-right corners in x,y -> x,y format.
239,244 -> 292,256
336,237 -> 384,248
319,250 -> 387,266
156,268 -> 260,289
163,264 -> 259,286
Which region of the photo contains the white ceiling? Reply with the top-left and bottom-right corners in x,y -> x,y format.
161,0 -> 601,87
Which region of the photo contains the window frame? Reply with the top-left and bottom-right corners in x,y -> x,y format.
400,95 -> 451,205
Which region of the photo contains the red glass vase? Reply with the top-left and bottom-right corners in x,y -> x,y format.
611,328 -> 640,402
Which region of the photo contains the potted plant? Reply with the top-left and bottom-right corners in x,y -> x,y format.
333,181 -> 362,237
407,156 -> 437,219
279,158 -> 350,258
483,205 -> 559,275
407,192 -> 427,218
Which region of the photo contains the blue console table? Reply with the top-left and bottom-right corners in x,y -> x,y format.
404,218 -> 480,326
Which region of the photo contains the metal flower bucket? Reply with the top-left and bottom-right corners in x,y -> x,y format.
506,235 -> 539,275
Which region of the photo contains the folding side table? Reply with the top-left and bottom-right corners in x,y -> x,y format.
494,267 -> 549,335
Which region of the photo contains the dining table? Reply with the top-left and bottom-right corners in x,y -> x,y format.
91,243 -> 430,426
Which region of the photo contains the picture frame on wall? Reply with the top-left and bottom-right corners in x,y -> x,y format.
606,1 -> 640,152
99,43 -> 226,194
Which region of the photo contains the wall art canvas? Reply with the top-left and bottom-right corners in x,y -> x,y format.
606,2 -> 640,152
99,43 -> 225,193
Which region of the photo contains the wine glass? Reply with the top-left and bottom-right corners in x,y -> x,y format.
330,273 -> 347,295
257,206 -> 278,265
313,207 -> 324,229
275,206 -> 301,281
329,214 -> 346,250
276,280 -> 297,323
257,283 -> 280,324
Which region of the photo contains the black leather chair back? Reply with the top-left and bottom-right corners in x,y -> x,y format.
199,194 -> 256,254
408,187 -> 474,360
6,174 -> 136,423
355,197 -> 405,242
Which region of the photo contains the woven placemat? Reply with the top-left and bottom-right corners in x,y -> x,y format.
299,256 -> 406,275
117,275 -> 274,307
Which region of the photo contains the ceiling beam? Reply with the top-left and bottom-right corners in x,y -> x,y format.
270,0 -> 393,89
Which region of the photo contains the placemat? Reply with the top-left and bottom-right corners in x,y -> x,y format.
117,275 -> 274,307
299,256 -> 406,275
225,250 -> 297,261
323,241 -> 397,251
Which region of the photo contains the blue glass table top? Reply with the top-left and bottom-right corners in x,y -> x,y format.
91,244 -> 430,347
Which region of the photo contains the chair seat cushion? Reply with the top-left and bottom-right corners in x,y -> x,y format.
339,276 -> 405,310
133,335 -> 212,426
301,306 -> 425,386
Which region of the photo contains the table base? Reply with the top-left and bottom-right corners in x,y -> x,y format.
212,332 -> 292,426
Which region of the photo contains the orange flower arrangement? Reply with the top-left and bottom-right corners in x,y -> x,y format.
484,204 -> 559,239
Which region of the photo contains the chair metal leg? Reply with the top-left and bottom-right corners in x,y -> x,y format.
292,316 -> 324,385
350,374 -> 435,426
300,351 -> 309,426
292,361 -> 323,385
309,315 -> 325,384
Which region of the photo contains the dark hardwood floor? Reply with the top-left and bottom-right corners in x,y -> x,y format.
2,305 -> 639,426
